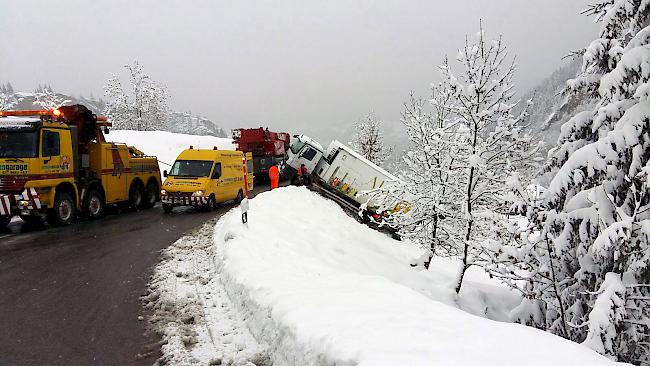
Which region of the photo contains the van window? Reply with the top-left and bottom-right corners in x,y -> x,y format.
42,130 -> 60,157
301,147 -> 317,161
212,162 -> 222,179
170,160 -> 213,177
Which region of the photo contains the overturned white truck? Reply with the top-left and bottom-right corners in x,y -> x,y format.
284,134 -> 398,231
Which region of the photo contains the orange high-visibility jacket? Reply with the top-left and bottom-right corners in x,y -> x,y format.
269,165 -> 280,180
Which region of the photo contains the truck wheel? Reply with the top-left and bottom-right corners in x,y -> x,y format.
235,190 -> 244,204
162,203 -> 173,214
129,183 -> 144,210
207,194 -> 218,211
49,192 -> 75,226
142,181 -> 158,209
84,189 -> 105,219
0,216 -> 10,231
21,215 -> 44,228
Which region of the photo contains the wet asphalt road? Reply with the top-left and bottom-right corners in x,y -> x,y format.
0,187 -> 268,366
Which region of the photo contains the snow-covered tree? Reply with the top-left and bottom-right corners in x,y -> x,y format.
350,112 -> 393,166
373,84 -> 464,264
0,82 -> 22,110
488,2 -> 650,363
376,27 -> 540,290
104,61 -> 170,131
439,27 -> 540,294
33,84 -> 70,110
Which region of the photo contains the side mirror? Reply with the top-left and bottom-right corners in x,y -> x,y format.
163,170 -> 168,177
103,126 -> 110,134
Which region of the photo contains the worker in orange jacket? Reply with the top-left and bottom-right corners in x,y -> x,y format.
269,164 -> 280,190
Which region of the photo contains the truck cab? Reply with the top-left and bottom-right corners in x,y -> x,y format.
284,134 -> 323,180
160,148 -> 253,213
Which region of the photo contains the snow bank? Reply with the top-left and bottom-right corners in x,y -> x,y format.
147,220 -> 270,365
106,130 -> 234,175
214,186 -> 618,366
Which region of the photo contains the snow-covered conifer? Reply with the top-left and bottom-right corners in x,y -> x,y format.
33,85 -> 70,110
491,2 -> 650,363
0,83 -> 22,110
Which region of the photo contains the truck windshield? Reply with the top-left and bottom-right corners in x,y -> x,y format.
169,160 -> 214,177
0,131 -> 38,158
289,140 -> 306,154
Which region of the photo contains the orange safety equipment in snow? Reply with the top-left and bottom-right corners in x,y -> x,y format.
269,165 -> 280,190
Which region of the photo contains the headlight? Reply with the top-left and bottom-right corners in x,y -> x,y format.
160,189 -> 167,195
192,190 -> 205,197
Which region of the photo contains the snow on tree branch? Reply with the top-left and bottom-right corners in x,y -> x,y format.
103,61 -> 170,131
349,112 -> 393,166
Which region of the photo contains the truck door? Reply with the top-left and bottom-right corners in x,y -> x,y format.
298,146 -> 320,175
103,144 -> 130,203
40,129 -> 71,177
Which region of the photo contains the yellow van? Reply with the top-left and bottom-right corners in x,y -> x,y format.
160,147 -> 254,213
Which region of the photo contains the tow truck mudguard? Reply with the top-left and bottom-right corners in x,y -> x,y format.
0,188 -> 43,215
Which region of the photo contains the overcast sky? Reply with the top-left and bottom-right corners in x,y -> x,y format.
0,0 -> 598,141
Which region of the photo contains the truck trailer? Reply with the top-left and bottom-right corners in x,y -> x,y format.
0,105 -> 161,229
232,127 -> 290,181
285,134 -> 398,225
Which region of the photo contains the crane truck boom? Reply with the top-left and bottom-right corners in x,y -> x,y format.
0,105 -> 161,229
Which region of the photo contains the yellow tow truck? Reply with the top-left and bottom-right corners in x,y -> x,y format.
161,147 -> 253,213
0,105 -> 161,228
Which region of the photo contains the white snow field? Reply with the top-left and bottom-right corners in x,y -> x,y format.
151,186 -> 620,366
106,130 -> 234,175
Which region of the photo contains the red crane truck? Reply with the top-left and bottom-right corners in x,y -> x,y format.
232,127 -> 290,181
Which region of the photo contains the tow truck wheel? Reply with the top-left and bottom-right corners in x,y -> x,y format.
142,181 -> 158,209
84,189 -> 105,219
0,216 -> 10,231
162,203 -> 173,214
129,183 -> 144,210
49,192 -> 75,226
20,215 -> 44,228
235,190 -> 244,204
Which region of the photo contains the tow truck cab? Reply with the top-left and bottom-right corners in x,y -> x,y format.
160,148 -> 253,213
0,115 -> 77,226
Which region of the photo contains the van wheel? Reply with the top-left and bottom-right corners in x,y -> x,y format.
142,181 -> 158,209
84,189 -> 105,219
162,203 -> 173,214
0,216 -> 11,231
207,194 -> 218,211
49,192 -> 75,226
129,183 -> 144,210
235,190 -> 244,204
